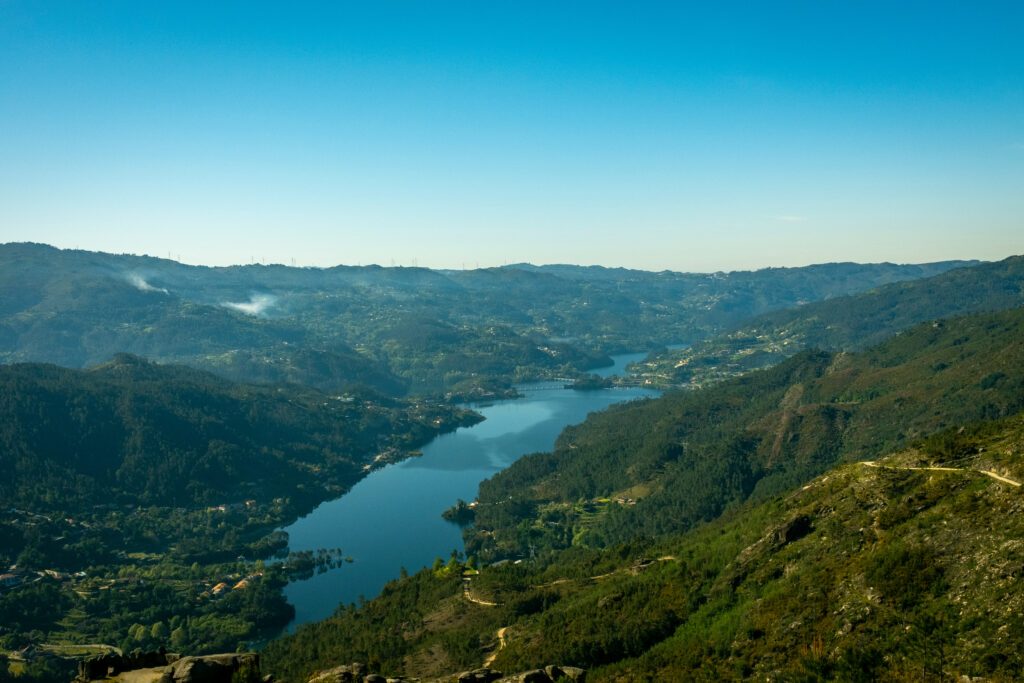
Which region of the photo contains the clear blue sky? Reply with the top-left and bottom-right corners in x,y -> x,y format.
1,1 -> 1022,271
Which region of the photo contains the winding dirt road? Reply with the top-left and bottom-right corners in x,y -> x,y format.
483,626 -> 509,668
860,461 -> 1021,487
462,577 -> 498,607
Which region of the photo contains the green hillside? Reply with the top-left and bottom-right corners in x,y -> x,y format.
636,254 -> 1024,388
0,357 -> 476,657
263,414 -> 1024,683
0,354 -> 473,511
262,306 -> 1024,682
468,306 -> 1024,560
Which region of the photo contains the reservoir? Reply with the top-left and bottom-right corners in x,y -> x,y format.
280,355 -> 659,629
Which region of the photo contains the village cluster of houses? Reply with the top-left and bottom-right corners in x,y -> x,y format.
205,500 -> 258,514
0,566 -> 87,593
207,571 -> 263,598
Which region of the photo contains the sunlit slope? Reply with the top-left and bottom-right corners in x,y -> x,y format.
638,254 -> 1024,387
262,414 -> 1024,682
469,305 -> 1024,558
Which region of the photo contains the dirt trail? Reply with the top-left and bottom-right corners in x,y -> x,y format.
860,461 -> 1021,487
979,470 -> 1022,487
462,577 -> 498,607
476,556 -> 679,667
535,555 -> 679,588
483,626 -> 509,668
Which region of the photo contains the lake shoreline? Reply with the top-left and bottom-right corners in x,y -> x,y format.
275,353 -> 663,631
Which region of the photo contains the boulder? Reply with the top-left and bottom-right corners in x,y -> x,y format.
773,515 -> 813,547
457,668 -> 503,682
496,666 -> 586,683
79,650 -> 182,682
546,666 -> 585,682
307,663 -> 370,683
77,655 -> 115,681
168,653 -> 259,683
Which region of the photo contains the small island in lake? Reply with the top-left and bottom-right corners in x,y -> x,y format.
565,374 -> 614,391
441,499 -> 476,526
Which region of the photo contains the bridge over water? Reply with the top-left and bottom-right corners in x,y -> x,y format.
519,378 -> 650,392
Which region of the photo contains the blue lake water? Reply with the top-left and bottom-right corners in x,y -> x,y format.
591,351 -> 650,377
280,358 -> 660,629
591,345 -> 686,378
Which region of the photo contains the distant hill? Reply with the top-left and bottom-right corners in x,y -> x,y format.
0,244 -> 409,395
0,243 -> 976,394
637,254 -> 1024,387
0,355 -> 472,510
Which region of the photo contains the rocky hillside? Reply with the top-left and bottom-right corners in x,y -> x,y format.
307,662 -> 585,683
264,413 -> 1024,681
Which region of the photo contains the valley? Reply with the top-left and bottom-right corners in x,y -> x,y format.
2,248 -> 1023,682
4,6 -> 1022,680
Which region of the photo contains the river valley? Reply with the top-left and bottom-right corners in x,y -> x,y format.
279,354 -> 659,629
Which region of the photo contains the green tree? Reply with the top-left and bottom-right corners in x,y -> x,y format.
150,621 -> 169,640
170,626 -> 188,649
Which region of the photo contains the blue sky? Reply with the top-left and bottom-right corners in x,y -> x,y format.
1,1 -> 1022,270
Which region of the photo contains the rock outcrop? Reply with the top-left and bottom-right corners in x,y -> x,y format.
772,514 -> 813,548
305,663 -> 585,683
494,665 -> 586,683
455,669 -> 503,683
75,650 -> 179,681
161,653 -> 261,682
75,650 -> 264,683
307,662 -> 412,683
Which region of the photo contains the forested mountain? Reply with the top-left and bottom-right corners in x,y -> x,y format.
0,357 -> 476,659
0,243 -> 974,395
262,310 -> 1024,682
637,254 -> 1024,387
0,355 -> 472,511
468,306 -> 1024,560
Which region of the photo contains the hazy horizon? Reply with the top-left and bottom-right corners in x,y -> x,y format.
3,240 -> 1006,275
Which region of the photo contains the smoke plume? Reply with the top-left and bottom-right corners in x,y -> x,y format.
222,293 -> 278,316
127,273 -> 169,294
